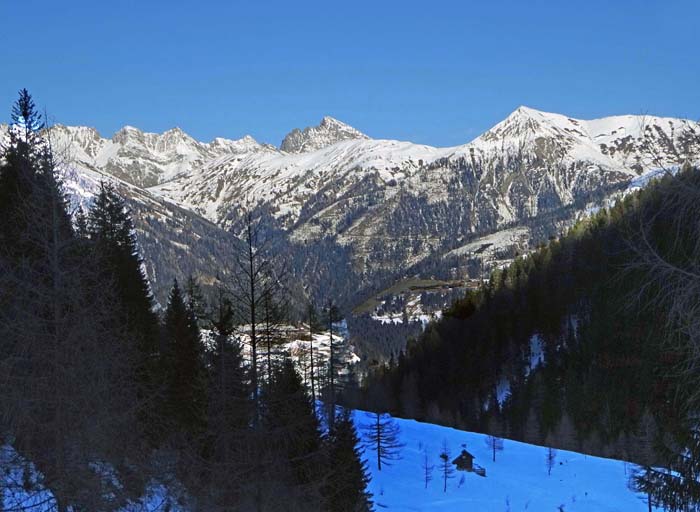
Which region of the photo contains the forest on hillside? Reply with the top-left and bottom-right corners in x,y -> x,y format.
359,162 -> 700,510
0,92 -> 372,511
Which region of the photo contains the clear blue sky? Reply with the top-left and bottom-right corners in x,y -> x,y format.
2,0 -> 698,147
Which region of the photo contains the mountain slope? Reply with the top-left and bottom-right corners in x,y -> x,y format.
49,123 -> 271,188
355,410 -> 655,511
280,115 -> 369,153
5,108 -> 698,309
1,409 -> 656,511
149,107 -> 700,280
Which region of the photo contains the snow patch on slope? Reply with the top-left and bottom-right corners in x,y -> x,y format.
355,410 -> 657,511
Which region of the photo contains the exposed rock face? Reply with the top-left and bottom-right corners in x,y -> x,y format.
280,116 -> 369,154
3,107 -> 698,307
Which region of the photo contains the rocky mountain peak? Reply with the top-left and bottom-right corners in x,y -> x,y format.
112,125 -> 145,145
280,116 -> 369,154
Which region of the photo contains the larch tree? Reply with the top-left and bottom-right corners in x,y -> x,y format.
546,445 -> 557,476
421,449 -> 434,489
362,411 -> 404,471
438,440 -> 455,493
230,211 -> 285,423
485,415 -> 505,462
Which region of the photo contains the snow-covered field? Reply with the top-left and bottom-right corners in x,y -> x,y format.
1,410 -> 663,511
354,410 -> 657,512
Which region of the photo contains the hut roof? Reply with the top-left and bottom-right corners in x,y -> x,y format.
452,449 -> 475,465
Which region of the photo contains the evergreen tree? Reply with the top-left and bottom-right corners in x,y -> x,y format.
204,286 -> 251,508
162,280 -> 207,438
87,182 -> 159,355
262,359 -> 324,489
323,409 -> 372,512
184,274 -> 208,327
0,90 -> 144,510
86,182 -> 161,441
324,300 -> 342,429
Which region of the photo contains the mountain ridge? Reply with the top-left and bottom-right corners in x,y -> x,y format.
2,107 -> 698,308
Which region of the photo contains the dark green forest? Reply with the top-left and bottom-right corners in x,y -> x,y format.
0,91 -> 372,511
359,163 -> 700,510
3,88 -> 700,511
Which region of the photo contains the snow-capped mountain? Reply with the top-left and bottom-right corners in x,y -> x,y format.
48,123 -> 273,188
148,107 -> 700,276
280,115 -> 369,153
3,108 -> 698,307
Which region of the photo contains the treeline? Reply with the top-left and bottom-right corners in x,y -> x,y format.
0,91 -> 371,511
360,162 -> 700,509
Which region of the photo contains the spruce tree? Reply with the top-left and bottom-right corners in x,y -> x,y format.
204,287 -> 251,508
162,280 -> 207,439
323,409 -> 372,512
0,90 -> 144,510
86,182 -> 161,441
87,182 -> 159,357
262,359 -> 324,489
324,300 -> 342,429
184,274 -> 208,326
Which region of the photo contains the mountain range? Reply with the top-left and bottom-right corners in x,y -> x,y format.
2,107 -> 698,308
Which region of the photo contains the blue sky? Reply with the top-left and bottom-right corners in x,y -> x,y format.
1,0 -> 698,147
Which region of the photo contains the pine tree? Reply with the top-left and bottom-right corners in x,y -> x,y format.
205,286 -> 251,508
323,409 -> 372,512
262,359 -> 324,490
0,90 -> 144,510
162,280 -> 207,438
86,182 -> 161,441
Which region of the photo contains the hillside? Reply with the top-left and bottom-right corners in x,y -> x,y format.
4,108 -> 698,310
356,410 -> 655,512
1,410 -> 657,511
361,166 -> 700,470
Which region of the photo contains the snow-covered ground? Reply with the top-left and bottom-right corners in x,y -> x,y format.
371,295 -> 442,327
354,410 -> 657,512
1,410 -> 663,511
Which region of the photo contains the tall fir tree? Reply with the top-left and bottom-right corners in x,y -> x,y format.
323,409 -> 372,512
162,280 -> 207,439
262,359 -> 324,490
203,287 -> 251,508
87,182 -> 159,358
0,90 -> 145,510
86,182 -> 161,442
